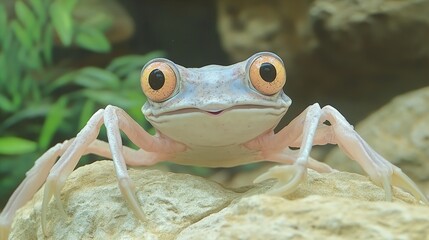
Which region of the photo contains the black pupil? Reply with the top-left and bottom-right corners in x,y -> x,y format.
259,62 -> 277,82
148,69 -> 165,90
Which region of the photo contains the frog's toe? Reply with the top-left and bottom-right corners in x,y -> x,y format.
118,178 -> 146,222
42,176 -> 68,236
254,164 -> 307,196
368,165 -> 428,204
391,168 -> 429,204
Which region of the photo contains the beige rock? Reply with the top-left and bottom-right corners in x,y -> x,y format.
217,0 -> 314,62
10,161 -> 240,240
217,0 -> 429,123
178,195 -> 429,240
10,160 -> 428,239
326,86 -> 429,195
218,0 -> 429,72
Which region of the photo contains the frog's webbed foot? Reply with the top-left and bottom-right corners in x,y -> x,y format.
0,106 -> 182,239
392,168 -> 428,204
373,165 -> 428,204
315,106 -> 429,204
253,104 -> 428,203
118,178 -> 146,221
42,176 -> 68,234
254,164 -> 307,196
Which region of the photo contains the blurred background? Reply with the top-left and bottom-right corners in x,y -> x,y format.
1,0 -> 429,209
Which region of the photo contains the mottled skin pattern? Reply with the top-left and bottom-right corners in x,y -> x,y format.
0,52 -> 427,239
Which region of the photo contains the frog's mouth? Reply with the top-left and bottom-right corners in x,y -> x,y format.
153,104 -> 286,117
207,110 -> 223,115
146,104 -> 288,147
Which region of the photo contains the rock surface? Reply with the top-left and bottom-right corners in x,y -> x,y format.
10,160 -> 429,239
326,86 -> 429,195
178,195 -> 428,240
217,0 -> 429,123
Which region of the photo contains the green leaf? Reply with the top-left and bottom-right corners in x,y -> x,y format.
17,46 -> 40,70
26,48 -> 42,69
20,75 -> 34,99
75,28 -> 110,53
81,89 -> 134,107
107,51 -> 165,78
15,1 -> 38,42
50,2 -> 73,46
16,2 -> 36,24
29,0 -> 46,22
1,31 -> 13,57
78,100 -> 95,129
31,77 -> 42,102
0,137 -> 37,155
0,4 -> 7,42
0,95 -> 14,112
75,67 -> 120,89
61,0 -> 79,13
38,97 -> 68,150
79,12 -> 112,32
42,24 -> 54,64
0,53 -> 6,82
48,70 -> 78,92
11,20 -> 32,50
1,105 -> 50,131
123,71 -> 141,88
120,88 -> 146,107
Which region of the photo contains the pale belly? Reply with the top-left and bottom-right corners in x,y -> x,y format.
167,144 -> 262,168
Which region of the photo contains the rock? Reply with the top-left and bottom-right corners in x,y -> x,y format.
218,0 -> 429,72
9,160 -> 239,240
217,0 -> 429,123
9,160 -> 428,239
177,195 -> 429,240
325,86 -> 429,195
217,0 -> 314,62
310,0 -> 429,72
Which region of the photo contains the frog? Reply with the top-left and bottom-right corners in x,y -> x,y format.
0,52 -> 427,239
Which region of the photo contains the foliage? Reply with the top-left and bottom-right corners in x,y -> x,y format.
0,0 -> 159,206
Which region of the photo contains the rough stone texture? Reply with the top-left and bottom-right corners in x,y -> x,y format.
326,86 -> 429,195
9,160 -> 429,239
9,161 -> 239,240
217,0 -> 313,63
217,0 -> 429,124
177,195 -> 429,240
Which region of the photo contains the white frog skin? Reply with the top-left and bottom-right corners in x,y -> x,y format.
0,52 -> 427,239
143,56 -> 291,167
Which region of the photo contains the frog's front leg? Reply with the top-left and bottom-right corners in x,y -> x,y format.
249,103 -> 324,196
0,105 -> 186,238
38,105 -> 185,235
247,103 -> 428,203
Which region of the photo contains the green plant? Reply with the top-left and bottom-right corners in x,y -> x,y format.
0,0 -> 115,150
0,0 -> 159,207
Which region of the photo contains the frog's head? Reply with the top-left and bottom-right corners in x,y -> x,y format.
141,52 -> 291,147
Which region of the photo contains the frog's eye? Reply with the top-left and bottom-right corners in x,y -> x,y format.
141,60 -> 177,102
248,53 -> 286,96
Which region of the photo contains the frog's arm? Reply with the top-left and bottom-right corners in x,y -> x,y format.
0,105 -> 185,238
247,103 -> 428,203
